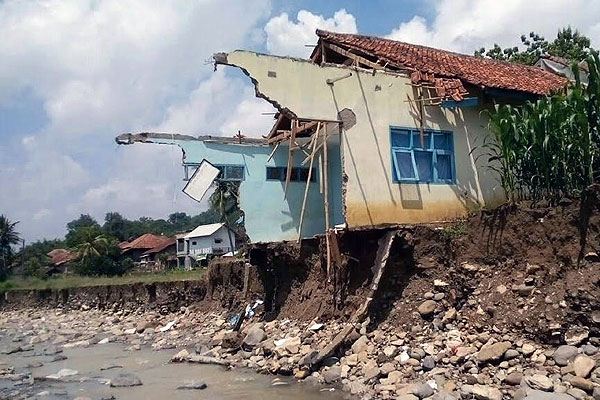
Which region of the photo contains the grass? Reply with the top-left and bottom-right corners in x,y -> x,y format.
440,221 -> 469,240
0,269 -> 204,292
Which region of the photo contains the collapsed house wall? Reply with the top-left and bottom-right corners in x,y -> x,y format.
124,135 -> 343,242
221,51 -> 506,228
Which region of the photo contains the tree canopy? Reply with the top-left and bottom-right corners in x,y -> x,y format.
474,27 -> 591,65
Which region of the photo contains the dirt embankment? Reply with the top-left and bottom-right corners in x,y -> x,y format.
3,188 -> 599,344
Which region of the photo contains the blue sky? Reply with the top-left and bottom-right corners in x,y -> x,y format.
0,0 -> 598,242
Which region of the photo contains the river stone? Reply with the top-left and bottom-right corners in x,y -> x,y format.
553,345 -> 579,366
567,388 -> 587,400
110,373 -> 143,387
418,300 -> 437,317
46,369 -> 78,380
177,381 -> 207,390
583,344 -> 598,356
524,374 -> 553,391
422,356 -> 435,370
323,366 -> 341,384
505,372 -> 523,386
413,382 -> 434,399
477,341 -> 511,363
471,384 -> 502,400
221,332 -> 241,349
351,335 -> 369,354
573,354 -> 596,377
433,393 -> 457,400
522,390 -> 578,400
569,376 -> 594,392
396,396 -> 418,400
243,325 -> 266,349
521,343 -> 535,356
565,327 -> 589,346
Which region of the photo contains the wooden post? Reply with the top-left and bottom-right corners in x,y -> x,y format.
418,87 -> 426,148
322,124 -> 331,281
297,123 -> 320,242
284,120 -> 297,198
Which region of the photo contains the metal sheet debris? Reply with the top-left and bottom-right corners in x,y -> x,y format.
182,160 -> 220,202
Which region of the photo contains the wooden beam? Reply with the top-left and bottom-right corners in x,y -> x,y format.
267,141 -> 280,162
324,42 -> 387,72
323,125 -> 331,281
284,120 -> 297,198
267,113 -> 285,139
297,123 -> 320,242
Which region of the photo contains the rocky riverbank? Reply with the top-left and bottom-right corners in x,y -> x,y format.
2,197 -> 600,399
2,285 -> 600,400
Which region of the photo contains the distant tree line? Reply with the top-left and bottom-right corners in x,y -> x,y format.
474,27 -> 591,65
5,209 -> 222,279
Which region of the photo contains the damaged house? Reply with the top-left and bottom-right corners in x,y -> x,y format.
116,30 -> 566,245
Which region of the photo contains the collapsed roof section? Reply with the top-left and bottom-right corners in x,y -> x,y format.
311,29 -> 568,100
115,132 -> 267,146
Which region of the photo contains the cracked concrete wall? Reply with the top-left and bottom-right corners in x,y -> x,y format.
130,135 -> 342,242
223,50 -> 505,228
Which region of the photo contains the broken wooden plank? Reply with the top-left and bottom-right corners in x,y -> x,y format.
370,230 -> 398,291
310,229 -> 399,369
284,120 -> 297,198
267,141 -> 280,162
323,125 -> 331,280
297,123 -> 320,242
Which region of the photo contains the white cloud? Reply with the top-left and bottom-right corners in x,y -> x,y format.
387,0 -> 600,53
264,9 -> 357,58
21,136 -> 36,147
0,0 -> 272,241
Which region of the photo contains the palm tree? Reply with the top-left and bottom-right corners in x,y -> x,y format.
209,181 -> 241,253
0,215 -> 20,280
73,227 -> 110,263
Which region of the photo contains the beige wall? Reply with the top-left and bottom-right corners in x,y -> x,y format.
225,51 -> 506,228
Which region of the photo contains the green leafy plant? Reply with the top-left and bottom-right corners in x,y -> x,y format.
481,52 -> 600,203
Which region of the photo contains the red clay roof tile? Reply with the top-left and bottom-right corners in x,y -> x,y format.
315,30 -> 567,97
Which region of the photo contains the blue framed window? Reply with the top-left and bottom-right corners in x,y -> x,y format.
390,127 -> 455,183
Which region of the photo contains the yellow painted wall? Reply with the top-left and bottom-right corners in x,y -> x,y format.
225,51 -> 506,228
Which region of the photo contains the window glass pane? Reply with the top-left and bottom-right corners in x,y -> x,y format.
290,168 -> 300,181
391,130 -> 410,148
412,132 -> 430,149
437,154 -> 452,180
434,133 -> 451,150
226,166 -> 244,180
414,150 -> 433,181
394,151 -> 415,179
266,167 -> 282,180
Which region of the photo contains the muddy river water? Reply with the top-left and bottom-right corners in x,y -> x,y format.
1,343 -> 347,400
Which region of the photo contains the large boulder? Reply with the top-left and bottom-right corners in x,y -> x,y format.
418,300 -> 437,317
524,374 -> 553,392
477,341 -> 511,363
553,345 -> 579,366
573,354 -> 596,378
242,325 -> 266,349
110,373 -> 143,387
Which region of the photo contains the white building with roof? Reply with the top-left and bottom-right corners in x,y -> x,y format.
176,222 -> 236,269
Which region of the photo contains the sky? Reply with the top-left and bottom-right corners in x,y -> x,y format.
1,0 -> 599,243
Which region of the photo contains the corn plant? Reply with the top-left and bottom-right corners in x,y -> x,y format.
482,51 -> 600,203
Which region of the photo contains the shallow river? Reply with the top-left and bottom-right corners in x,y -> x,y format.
2,343 -> 347,400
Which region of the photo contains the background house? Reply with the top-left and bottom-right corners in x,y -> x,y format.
139,238 -> 176,270
176,222 -> 235,269
120,233 -> 171,263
